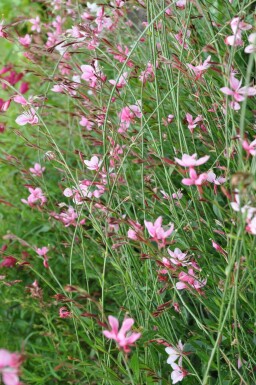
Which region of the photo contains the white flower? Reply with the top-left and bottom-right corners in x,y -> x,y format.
165,340 -> 183,366
87,2 -> 101,13
84,156 -> 102,171
171,363 -> 186,384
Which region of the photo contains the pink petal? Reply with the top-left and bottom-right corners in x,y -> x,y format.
239,86 -> 256,96
108,316 -> 119,335
125,332 -> 141,344
103,330 -> 117,339
2,372 -> 20,385
245,45 -> 255,54
118,318 -> 134,337
164,224 -> 174,238
13,95 -> 27,105
220,87 -> 233,96
195,155 -> 210,166
15,114 -> 29,126
154,216 -> 163,228
182,178 -> 194,186
176,282 -> 188,290
144,220 -> 154,237
0,349 -> 13,367
230,75 -> 242,91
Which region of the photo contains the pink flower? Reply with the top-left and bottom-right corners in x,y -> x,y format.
127,229 -> 138,240
187,55 -> 211,79
0,349 -> 22,385
18,34 -> 31,47
167,114 -> 174,124
109,72 -> 128,89
51,206 -> 79,227
110,0 -> 125,6
81,65 -> 95,81
15,108 -> 38,126
242,138 -> 256,156
182,169 -> 208,186
225,17 -> 252,47
176,0 -> 187,8
103,316 -> 141,353
119,104 -> 142,132
172,190 -> 183,200
246,216 -> 256,235
95,7 -> 113,33
220,74 -> 256,110
127,222 -> 143,241
112,45 -> 133,67
207,170 -> 226,193
185,113 -> 203,133
170,363 -> 187,384
167,248 -> 188,266
139,62 -> 155,84
245,33 -> 256,54
63,181 -> 104,205
59,306 -> 71,318
207,171 -> 226,185
29,163 -> 45,177
29,16 -> 41,33
144,216 -> 174,248
175,153 -> 209,168
84,156 -> 102,171
176,268 -> 206,292
36,247 -> 49,256
21,187 -> 47,207
174,29 -> 191,50
80,64 -> 100,88
51,84 -> 65,93
79,116 -> 94,130
36,247 -> 49,268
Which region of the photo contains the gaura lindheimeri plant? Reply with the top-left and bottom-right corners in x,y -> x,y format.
2,0 -> 256,383
103,316 -> 141,353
